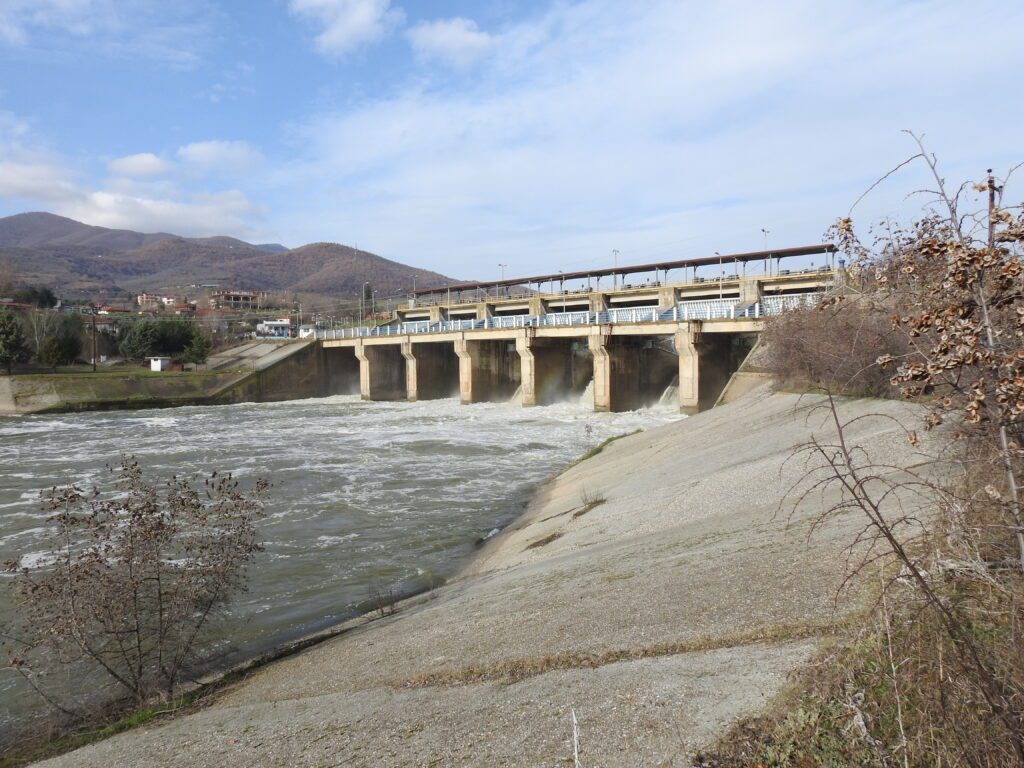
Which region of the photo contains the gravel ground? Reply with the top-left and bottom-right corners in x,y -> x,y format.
37,385 -> 936,767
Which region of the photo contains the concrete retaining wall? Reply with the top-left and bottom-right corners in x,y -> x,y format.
0,342 -> 353,415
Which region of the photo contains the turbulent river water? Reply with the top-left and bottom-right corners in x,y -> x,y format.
0,394 -> 681,730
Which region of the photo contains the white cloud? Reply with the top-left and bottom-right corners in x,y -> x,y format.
0,0 -> 95,45
289,0 -> 404,57
107,152 -> 169,177
177,140 -> 262,173
203,62 -> 255,104
0,0 -> 215,66
0,115 -> 263,237
406,17 -> 493,68
61,189 -> 259,236
278,0 -> 1024,277
0,160 -> 78,201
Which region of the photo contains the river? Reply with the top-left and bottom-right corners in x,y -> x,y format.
0,394 -> 681,731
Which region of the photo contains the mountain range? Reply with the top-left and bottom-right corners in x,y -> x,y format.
0,212 -> 454,303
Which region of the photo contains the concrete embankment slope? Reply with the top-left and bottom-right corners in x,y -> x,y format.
0,340 -> 328,414
38,386 -> 930,767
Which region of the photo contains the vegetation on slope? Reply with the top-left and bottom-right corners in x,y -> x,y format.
709,145 -> 1024,766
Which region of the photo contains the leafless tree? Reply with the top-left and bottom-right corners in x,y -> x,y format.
3,458 -> 268,713
23,308 -> 58,358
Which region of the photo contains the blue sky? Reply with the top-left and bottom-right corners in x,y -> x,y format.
0,0 -> 1021,279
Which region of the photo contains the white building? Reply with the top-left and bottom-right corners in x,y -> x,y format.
255,319 -> 293,338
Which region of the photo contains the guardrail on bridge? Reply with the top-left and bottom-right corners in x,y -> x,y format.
315,292 -> 822,340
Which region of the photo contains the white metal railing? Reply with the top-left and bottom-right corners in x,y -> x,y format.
542,310 -> 593,326
671,298 -> 739,320
487,315 -> 537,328
605,306 -> 660,324
761,293 -> 822,314
314,291 -> 823,339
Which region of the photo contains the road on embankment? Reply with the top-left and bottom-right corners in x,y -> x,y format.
37,384 -> 934,767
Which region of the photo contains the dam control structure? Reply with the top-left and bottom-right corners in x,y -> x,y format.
315,245 -> 840,413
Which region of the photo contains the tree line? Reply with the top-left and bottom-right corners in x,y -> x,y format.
0,305 -> 213,374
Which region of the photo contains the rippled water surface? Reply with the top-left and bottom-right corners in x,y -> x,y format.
0,395 -> 681,728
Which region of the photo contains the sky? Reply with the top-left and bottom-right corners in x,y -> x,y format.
0,0 -> 1021,280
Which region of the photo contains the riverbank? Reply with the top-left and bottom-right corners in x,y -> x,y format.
0,340 -> 327,414
34,384 -> 932,766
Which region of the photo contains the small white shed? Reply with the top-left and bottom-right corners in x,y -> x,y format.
148,356 -> 171,372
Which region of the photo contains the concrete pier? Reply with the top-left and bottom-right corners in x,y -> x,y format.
517,334 -> 592,407
587,331 -> 678,412
322,345 -> 361,396
355,341 -> 407,401
404,341 -> 460,401
454,338 -> 521,404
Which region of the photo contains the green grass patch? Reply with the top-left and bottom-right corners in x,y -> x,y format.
562,429 -> 642,473
14,368 -> 240,382
0,688 -> 211,768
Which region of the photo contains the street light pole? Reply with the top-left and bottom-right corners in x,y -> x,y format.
761,228 -> 770,274
612,249 -> 619,289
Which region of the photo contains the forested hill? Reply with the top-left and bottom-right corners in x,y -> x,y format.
0,212 -> 453,298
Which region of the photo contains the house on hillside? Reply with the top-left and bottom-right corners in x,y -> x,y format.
136,293 -> 164,310
210,290 -> 268,311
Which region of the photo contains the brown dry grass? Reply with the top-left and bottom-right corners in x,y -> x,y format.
524,532 -> 563,550
395,617 -> 856,690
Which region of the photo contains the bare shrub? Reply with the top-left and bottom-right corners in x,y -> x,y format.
367,580 -> 396,618
760,296 -> 907,398
2,458 -> 268,715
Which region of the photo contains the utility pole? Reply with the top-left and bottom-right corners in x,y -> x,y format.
91,310 -> 97,372
716,251 -> 723,299
988,168 -> 996,249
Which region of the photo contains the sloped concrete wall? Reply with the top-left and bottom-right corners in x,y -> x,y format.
0,342 -> 344,415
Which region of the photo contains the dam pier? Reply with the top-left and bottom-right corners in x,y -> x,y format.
316,245 -> 839,413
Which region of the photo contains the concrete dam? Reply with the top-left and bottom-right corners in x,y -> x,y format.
315,246 -> 839,413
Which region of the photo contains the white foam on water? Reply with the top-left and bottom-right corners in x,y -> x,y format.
0,394 -> 682,727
